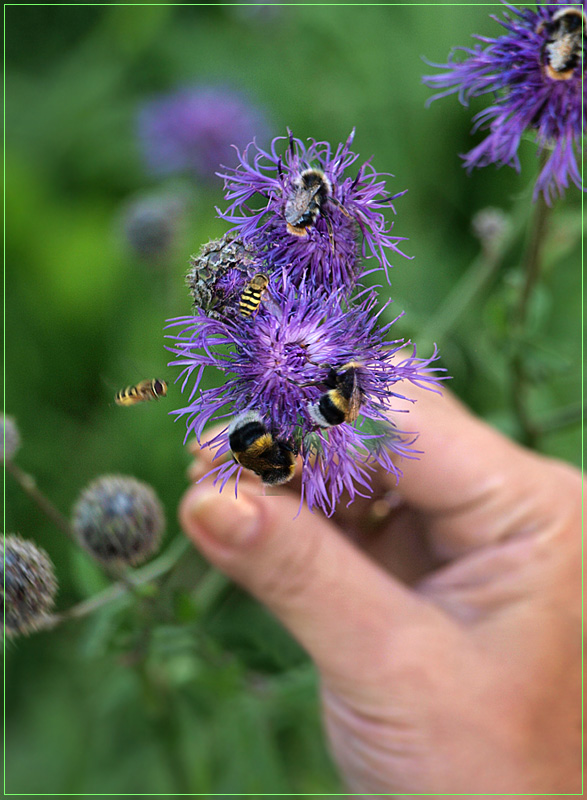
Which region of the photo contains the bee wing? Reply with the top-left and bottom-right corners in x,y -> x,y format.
346,386 -> 362,423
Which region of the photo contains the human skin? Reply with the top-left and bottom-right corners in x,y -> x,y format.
179,386 -> 583,796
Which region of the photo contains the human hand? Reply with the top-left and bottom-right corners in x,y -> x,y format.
179,386 -> 582,795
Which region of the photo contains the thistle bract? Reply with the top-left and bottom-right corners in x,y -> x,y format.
423,1 -> 586,203
186,232 -> 261,320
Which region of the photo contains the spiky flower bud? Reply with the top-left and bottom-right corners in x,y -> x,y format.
2,414 -> 21,462
72,475 -> 165,567
186,231 -> 260,319
2,534 -> 57,637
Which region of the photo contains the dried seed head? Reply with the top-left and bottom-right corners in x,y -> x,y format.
186,232 -> 259,319
72,475 -> 165,567
2,415 -> 21,462
2,534 -> 58,637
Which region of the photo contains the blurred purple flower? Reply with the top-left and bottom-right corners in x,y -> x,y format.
423,1 -> 586,204
218,130 -> 408,289
166,275 -> 444,515
138,85 -> 271,183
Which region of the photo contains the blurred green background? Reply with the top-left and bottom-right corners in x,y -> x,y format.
5,3 -> 581,796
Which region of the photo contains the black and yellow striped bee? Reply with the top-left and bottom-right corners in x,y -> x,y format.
539,7 -> 586,80
308,362 -> 363,428
239,273 -> 269,316
228,411 -> 296,485
115,379 -> 167,406
284,168 -> 332,237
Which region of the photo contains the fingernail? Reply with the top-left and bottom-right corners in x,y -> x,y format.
188,490 -> 260,546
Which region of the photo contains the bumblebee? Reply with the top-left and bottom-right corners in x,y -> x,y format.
239,273 -> 270,316
308,362 -> 363,428
228,411 -> 296,485
284,168 -> 333,237
538,7 -> 586,80
115,379 -> 167,406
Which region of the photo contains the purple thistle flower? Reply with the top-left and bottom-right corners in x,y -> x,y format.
138,85 -> 271,183
217,130 -> 409,288
423,1 -> 586,204
166,275 -> 444,516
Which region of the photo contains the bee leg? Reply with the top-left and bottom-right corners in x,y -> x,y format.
328,196 -> 352,218
324,214 -> 335,254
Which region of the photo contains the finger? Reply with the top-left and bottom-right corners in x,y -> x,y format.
390,384 -> 580,556
179,481 -> 454,696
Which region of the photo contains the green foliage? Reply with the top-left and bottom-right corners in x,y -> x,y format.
5,4 -> 581,796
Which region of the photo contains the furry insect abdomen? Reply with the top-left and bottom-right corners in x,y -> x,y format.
316,392 -> 348,426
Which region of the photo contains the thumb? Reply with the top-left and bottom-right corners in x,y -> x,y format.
179,482 -> 452,693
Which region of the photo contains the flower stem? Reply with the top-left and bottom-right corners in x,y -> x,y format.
7,458 -> 142,593
535,402 -> 584,436
5,460 -> 75,541
419,210 -> 519,345
514,193 -> 550,326
510,192 -> 551,448
39,536 -> 191,629
420,249 -> 502,344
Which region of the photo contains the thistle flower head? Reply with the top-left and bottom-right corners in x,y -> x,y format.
2,414 -> 21,462
138,85 -> 271,183
72,475 -> 165,566
218,130 -> 409,288
2,534 -> 57,637
167,278 -> 444,515
423,1 -> 586,203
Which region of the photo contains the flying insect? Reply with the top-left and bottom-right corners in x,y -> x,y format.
115,379 -> 167,406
